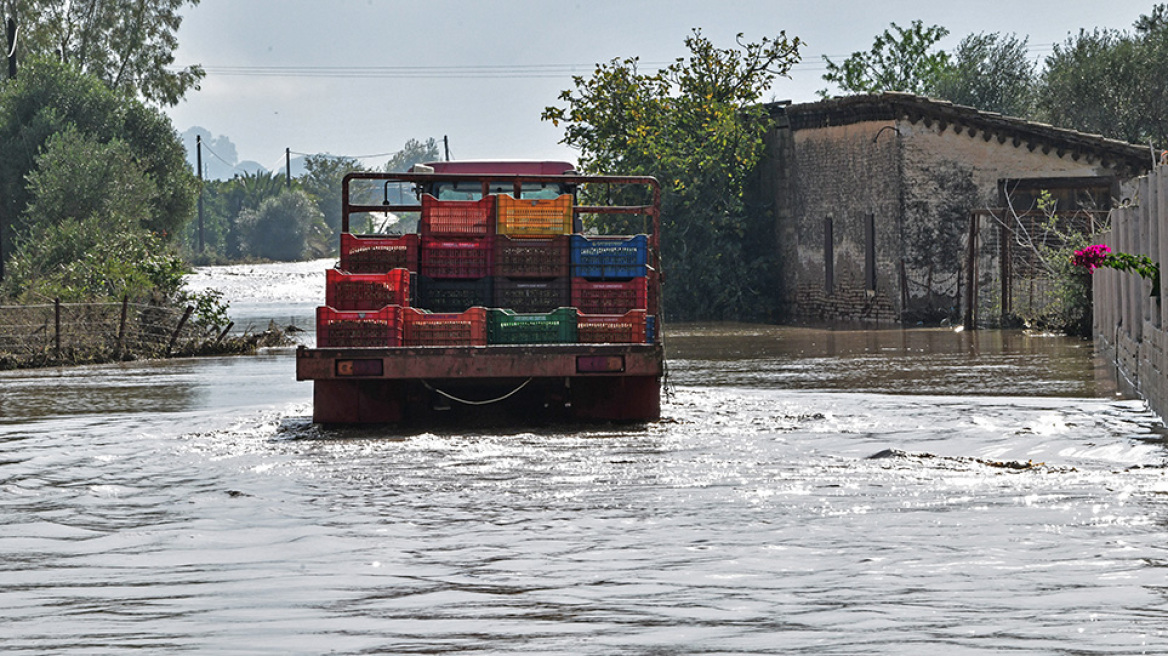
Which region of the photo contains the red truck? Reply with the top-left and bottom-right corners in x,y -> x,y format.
295,161 -> 664,424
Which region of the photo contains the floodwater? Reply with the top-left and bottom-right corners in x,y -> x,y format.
2,261 -> 1167,655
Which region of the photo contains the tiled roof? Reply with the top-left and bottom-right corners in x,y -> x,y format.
767,92 -> 1153,173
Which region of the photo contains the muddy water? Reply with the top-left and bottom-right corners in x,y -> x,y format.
1,262 -> 1167,654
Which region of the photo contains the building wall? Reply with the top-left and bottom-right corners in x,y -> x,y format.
788,121 -> 902,324
773,107 -> 1136,325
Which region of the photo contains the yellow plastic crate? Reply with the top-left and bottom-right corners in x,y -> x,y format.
496,194 -> 573,238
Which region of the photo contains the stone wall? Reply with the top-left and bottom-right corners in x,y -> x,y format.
1094,165 -> 1168,418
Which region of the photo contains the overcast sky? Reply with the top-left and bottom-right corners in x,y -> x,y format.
165,0 -> 1159,172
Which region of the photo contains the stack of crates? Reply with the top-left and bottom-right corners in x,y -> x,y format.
317,188 -> 655,348
417,194 -> 495,313
316,269 -> 410,347
492,194 -> 573,313
570,234 -> 651,343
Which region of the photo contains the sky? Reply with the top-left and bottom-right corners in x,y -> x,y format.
165,0 -> 1160,175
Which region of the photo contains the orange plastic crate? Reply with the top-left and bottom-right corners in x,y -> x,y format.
577,309 -> 648,344
401,306 -> 488,346
496,194 -> 573,238
316,306 -> 401,347
419,194 -> 496,238
339,233 -> 418,274
570,277 -> 648,315
325,268 -> 410,310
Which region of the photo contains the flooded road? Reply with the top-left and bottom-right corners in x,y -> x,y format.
2,261 -> 1167,654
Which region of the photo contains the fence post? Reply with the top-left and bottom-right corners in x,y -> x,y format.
963,213 -> 978,330
167,306 -> 194,356
54,298 -> 61,359
115,295 -> 129,358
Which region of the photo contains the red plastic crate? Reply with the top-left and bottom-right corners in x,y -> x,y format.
571,277 -> 648,315
325,268 -> 410,310
401,306 -> 488,346
577,309 -> 648,344
419,194 -> 496,238
316,306 -> 401,347
339,233 -> 418,274
494,235 -> 569,278
420,237 -> 494,279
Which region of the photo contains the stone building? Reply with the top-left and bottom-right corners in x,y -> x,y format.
753,92 -> 1152,325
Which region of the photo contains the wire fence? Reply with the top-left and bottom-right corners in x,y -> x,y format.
0,298 -> 238,369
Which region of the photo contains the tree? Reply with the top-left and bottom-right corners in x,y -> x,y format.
384,138 -> 441,172
821,21 -> 950,96
0,56 -> 195,276
237,190 -> 323,261
2,0 -> 204,106
2,128 -> 186,302
543,30 -> 802,320
930,32 -> 1038,117
300,154 -> 363,244
1037,5 -> 1168,146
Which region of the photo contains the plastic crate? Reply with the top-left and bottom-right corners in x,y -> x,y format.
493,277 -> 570,314
339,233 -> 418,274
646,315 -> 656,344
487,307 -> 578,345
419,194 -> 495,238
316,306 -> 401,347
325,268 -> 410,311
494,235 -> 569,278
577,309 -> 648,344
401,306 -> 488,346
570,277 -> 648,315
496,194 -> 573,238
570,234 -> 648,279
415,275 -> 493,313
420,237 -> 494,279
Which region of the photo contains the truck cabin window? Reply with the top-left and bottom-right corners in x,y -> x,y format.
430,181 -> 571,201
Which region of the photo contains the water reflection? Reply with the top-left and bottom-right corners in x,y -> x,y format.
666,323 -> 1116,398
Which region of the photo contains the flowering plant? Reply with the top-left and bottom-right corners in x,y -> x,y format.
1071,244 -> 1160,293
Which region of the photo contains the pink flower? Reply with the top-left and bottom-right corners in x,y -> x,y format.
1071,244 -> 1112,272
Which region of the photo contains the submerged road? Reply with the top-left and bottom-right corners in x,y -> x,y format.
0,260 -> 1165,654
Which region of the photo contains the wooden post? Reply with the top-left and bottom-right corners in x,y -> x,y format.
115,295 -> 129,358
963,213 -> 978,330
54,298 -> 61,358
167,306 -> 194,355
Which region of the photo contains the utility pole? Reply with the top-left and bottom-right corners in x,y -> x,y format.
196,135 -> 204,252
285,147 -> 291,188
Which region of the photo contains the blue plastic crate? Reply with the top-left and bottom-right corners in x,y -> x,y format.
646,315 -> 656,344
570,234 -> 648,279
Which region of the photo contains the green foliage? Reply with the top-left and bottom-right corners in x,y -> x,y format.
384,138 -> 441,172
1038,5 -> 1168,145
931,33 -> 1038,116
0,56 -> 196,269
236,189 -> 324,261
543,30 -> 802,320
821,21 -> 950,96
300,154 -> 363,245
3,0 -> 204,106
0,126 -> 191,303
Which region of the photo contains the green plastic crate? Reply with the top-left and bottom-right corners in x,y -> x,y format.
487,307 -> 578,344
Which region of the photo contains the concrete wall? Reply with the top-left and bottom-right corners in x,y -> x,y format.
1094,165 -> 1168,418
772,108 -> 1138,325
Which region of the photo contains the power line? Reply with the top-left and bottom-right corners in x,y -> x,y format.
182,42 -> 1063,81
